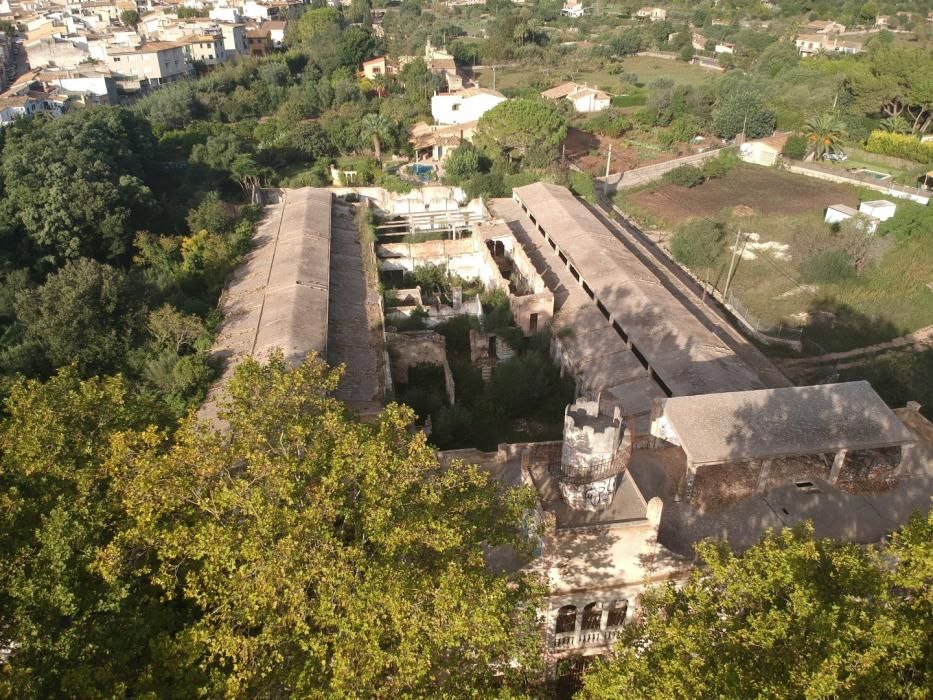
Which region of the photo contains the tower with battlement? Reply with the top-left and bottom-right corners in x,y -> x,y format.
549,395 -> 632,511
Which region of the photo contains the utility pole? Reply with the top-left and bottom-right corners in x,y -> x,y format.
602,144 -> 613,198
723,229 -> 745,298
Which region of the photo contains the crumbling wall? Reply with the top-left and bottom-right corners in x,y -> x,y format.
386,330 -> 456,403
377,237 -> 504,290
510,291 -> 554,336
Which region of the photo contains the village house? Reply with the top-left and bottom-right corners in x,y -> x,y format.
178,33 -> 225,66
541,81 -> 610,113
409,120 -> 477,162
431,86 -> 506,125
245,26 -> 271,57
795,33 -> 863,56
105,40 -> 190,88
360,55 -> 394,80
560,0 -> 584,18
634,6 -> 667,22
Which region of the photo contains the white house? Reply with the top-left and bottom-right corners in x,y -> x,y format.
635,6 -> 667,21
541,81 -> 610,113
561,0 -> 584,17
714,43 -> 735,54
859,200 -> 896,221
431,87 -> 506,125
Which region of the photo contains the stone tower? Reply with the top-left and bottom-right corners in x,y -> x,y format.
550,395 -> 632,511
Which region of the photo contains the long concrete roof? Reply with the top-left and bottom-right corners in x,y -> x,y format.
512,182 -> 764,397
489,197 -> 666,419
662,381 -> 916,465
199,188 -> 332,423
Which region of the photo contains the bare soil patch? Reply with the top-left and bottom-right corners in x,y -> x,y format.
628,165 -> 860,225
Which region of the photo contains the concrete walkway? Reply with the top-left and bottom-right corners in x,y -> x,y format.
327,201 -> 385,417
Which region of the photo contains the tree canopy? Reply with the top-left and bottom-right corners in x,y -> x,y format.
0,354 -> 544,697
476,98 -> 567,167
579,519 -> 933,700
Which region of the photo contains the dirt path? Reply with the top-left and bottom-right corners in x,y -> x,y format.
779,325 -> 933,370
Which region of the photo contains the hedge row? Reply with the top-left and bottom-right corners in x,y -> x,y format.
864,130 -> 933,163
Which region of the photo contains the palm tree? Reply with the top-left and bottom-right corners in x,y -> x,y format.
803,113 -> 848,160
360,113 -> 393,164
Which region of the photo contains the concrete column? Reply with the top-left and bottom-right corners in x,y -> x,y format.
830,449 -> 848,484
755,459 -> 773,492
677,463 -> 696,502
649,398 -> 664,450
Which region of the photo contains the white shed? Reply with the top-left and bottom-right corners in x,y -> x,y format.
859,200 -> 896,221
824,203 -> 859,225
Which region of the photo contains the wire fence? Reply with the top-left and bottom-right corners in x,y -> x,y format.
723,289 -> 803,343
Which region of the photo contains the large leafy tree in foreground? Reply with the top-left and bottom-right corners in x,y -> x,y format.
1,355 -> 543,697
579,518 -> 932,700
0,369 -> 198,699
103,353 -> 543,697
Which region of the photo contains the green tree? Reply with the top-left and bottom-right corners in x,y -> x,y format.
0,369 -> 198,699
712,78 -> 775,139
120,9 -> 139,27
2,108 -> 157,265
803,112 -> 848,159
360,112 -> 393,163
443,143 -> 484,183
579,520 -> 932,700
13,258 -> 138,375
291,6 -> 342,45
476,98 -> 567,166
670,219 -> 724,268
106,353 -> 543,696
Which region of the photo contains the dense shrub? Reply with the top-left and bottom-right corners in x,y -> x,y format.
799,249 -> 855,284
864,130 -> 933,163
584,110 -> 632,138
702,158 -> 728,180
782,134 -> 808,160
564,171 -> 597,201
670,220 -> 725,268
877,201 -> 933,241
664,165 -> 706,188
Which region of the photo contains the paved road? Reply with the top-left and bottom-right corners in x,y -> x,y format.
588,195 -> 792,389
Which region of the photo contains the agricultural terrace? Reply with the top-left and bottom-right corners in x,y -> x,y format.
616,164 -> 933,362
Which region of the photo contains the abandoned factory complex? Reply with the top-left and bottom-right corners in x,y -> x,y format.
201,182 -> 933,669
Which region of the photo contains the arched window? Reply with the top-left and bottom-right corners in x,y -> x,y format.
555,605 -> 577,634
606,599 -> 629,628
581,602 -> 602,631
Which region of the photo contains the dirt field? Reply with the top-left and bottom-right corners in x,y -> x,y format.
627,164 -> 860,225
562,128 -> 696,177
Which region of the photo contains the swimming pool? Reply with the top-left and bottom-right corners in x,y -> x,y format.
408,163 -> 434,181
852,168 -> 892,181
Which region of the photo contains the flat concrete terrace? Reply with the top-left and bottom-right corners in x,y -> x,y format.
489,197 -> 665,420
199,187 -> 332,423
327,199 -> 385,416
510,182 -> 766,397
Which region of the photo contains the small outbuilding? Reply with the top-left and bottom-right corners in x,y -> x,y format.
738,133 -> 789,167
651,381 -> 917,500
859,199 -> 897,222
